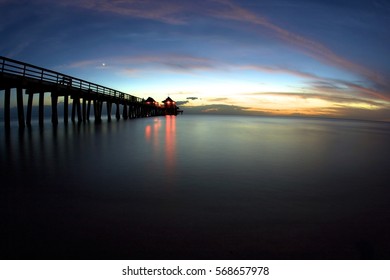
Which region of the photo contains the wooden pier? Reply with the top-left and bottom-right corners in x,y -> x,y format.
0,56 -> 175,128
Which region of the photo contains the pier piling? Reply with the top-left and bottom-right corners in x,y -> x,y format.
4,88 -> 11,128
87,99 -> 91,121
51,93 -> 58,125
64,94 -> 69,125
16,87 -> 25,128
39,92 -> 44,127
116,103 -> 120,120
82,98 -> 87,122
123,103 -> 128,120
107,102 -> 112,121
26,90 -> 34,126
71,97 -> 77,122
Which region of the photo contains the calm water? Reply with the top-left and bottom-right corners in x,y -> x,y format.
1,115 -> 390,259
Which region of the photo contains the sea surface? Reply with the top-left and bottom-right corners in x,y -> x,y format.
1,115 -> 390,259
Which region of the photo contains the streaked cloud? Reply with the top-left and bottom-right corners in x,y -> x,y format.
3,0 -> 388,121
246,92 -> 384,109
207,97 -> 229,102
184,104 -> 251,115
241,64 -> 390,103
55,0 -> 187,24
27,0 -> 389,104
64,55 -> 216,72
63,54 -> 390,109
211,0 -> 389,99
240,65 -> 320,80
176,100 -> 189,106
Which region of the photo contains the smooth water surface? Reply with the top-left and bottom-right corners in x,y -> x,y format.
2,115 -> 390,259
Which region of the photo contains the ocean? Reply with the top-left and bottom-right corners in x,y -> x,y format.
2,115 -> 390,259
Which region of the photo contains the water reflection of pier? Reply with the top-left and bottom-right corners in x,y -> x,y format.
145,116 -> 177,185
0,56 -> 181,128
165,116 -> 176,174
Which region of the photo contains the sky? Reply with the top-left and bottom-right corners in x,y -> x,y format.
1,0 -> 389,121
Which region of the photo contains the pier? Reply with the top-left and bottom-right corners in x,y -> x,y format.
0,56 -> 179,128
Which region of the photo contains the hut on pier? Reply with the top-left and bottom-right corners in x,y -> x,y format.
144,97 -> 160,116
145,97 -> 157,105
162,97 -> 179,115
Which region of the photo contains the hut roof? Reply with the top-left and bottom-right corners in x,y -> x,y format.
145,97 -> 156,103
162,96 -> 175,103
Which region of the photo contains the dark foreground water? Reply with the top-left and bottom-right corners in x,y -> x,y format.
1,115 -> 390,259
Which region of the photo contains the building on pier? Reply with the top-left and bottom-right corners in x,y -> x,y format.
162,97 -> 183,115
145,97 -> 158,106
144,97 -> 161,116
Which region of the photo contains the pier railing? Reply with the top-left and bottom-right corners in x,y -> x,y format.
0,56 -> 143,103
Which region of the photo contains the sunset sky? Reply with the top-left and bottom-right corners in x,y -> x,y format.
1,0 -> 389,121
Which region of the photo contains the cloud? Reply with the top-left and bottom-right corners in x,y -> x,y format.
0,0 -> 19,4
3,41 -> 32,58
183,104 -> 252,115
63,55 -> 390,108
207,97 -> 229,102
56,0 -> 188,24
332,107 -> 390,122
241,63 -> 390,103
159,56 -> 216,71
240,64 -> 320,80
212,0 -> 390,101
173,96 -> 199,106
176,100 -> 189,106
27,0 -> 388,102
335,80 -> 390,102
248,91 -> 385,108
64,59 -> 101,69
174,100 -> 390,121
307,78 -> 390,103
308,80 -> 346,91
64,54 -> 216,73
5,0 -> 388,99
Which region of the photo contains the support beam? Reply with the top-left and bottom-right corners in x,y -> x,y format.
107,102 -> 112,121
16,88 -> 25,128
64,94 -> 69,125
77,97 -> 82,122
71,99 -> 75,122
93,99 -> 102,122
116,103 -> 120,120
93,99 -> 98,121
51,92 -> 58,126
71,96 -> 78,122
87,99 -> 91,121
129,104 -> 134,119
26,91 -> 34,126
39,92 -> 44,127
98,100 -> 102,121
123,103 -> 128,120
4,88 -> 11,128
82,97 -> 87,122
99,101 -> 103,119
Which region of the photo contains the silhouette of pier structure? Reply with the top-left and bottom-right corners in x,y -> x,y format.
0,56 -> 181,128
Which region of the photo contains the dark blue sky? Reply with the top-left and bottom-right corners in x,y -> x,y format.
1,0 -> 389,120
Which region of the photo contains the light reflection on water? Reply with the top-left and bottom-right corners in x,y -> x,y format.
2,115 -> 390,259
